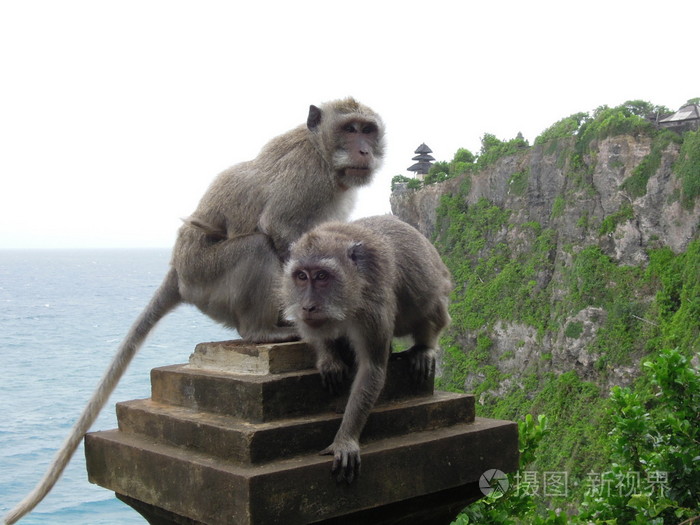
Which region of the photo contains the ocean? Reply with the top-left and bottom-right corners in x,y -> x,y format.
0,249 -> 237,524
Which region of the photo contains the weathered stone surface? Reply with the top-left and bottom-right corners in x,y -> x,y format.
188,340 -> 316,375
118,482 -> 485,525
151,356 -> 434,423
391,135 -> 700,390
86,418 -> 517,525
85,340 -> 518,524
116,391 -> 474,464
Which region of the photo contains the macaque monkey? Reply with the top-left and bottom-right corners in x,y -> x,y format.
5,98 -> 385,524
282,215 -> 452,483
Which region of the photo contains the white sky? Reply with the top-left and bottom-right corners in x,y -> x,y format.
1,0 -> 697,249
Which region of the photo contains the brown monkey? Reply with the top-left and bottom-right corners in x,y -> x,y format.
4,98 -> 384,525
282,214 -> 452,483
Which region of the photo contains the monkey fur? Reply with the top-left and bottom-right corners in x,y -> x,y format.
282,214 -> 452,483
5,98 -> 384,524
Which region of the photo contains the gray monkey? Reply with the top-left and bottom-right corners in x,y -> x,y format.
5,98 -> 385,524
282,214 -> 452,483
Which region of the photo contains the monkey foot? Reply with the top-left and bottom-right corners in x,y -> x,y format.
391,345 -> 435,381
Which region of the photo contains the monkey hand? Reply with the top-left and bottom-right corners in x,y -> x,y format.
317,356 -> 349,394
320,438 -> 361,484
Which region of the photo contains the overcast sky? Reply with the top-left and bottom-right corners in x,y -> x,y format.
1,0 -> 697,249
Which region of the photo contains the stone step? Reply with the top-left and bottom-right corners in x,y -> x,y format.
116,391 -> 475,464
150,357 -> 434,422
86,417 -> 518,525
188,340 -> 316,375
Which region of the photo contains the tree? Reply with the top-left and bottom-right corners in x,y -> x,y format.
453,148 -> 476,164
391,174 -> 412,191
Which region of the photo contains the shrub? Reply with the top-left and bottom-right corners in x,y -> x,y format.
477,133 -> 529,170
673,129 -> 700,209
564,321 -> 584,339
535,112 -> 588,145
620,130 -> 680,198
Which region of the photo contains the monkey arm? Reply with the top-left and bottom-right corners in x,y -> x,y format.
322,333 -> 390,484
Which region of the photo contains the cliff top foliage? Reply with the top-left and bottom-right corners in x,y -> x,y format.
393,99 -> 699,205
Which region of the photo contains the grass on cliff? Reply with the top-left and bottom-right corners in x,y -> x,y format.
432,169 -> 700,512
420,98 -> 700,522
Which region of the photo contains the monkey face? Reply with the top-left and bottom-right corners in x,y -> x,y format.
307,98 -> 385,190
284,262 -> 346,331
333,120 -> 383,186
282,241 -> 364,339
295,267 -> 333,325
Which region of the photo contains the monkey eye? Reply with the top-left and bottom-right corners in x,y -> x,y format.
361,124 -> 377,134
342,123 -> 356,133
295,271 -> 308,281
315,270 -> 329,281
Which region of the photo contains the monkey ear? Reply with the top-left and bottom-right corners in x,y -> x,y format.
307,105 -> 322,131
347,241 -> 366,264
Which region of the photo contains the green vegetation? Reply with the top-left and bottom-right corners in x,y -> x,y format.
453,348 -> 700,524
673,129 -> 700,209
574,105 -> 654,156
477,133 -> 529,170
531,101 -> 689,202
598,203 -> 634,235
551,196 -> 565,219
431,143 -> 699,521
398,99 -> 697,207
534,112 -> 588,146
508,169 -> 529,197
620,130 -> 680,198
396,98 -> 700,521
435,195 -> 555,336
564,321 -> 584,339
392,97 -> 700,521
390,174 -> 422,191
392,148 -> 478,191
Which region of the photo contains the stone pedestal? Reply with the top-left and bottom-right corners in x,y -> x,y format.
85,341 -> 518,525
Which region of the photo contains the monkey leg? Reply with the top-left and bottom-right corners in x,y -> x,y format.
400,304 -> 446,380
392,321 -> 439,381
176,230 -> 298,343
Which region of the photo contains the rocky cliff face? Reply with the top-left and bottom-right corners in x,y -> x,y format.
393,136 -> 697,259
391,135 -> 699,391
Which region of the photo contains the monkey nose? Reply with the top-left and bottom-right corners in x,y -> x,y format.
303,305 -> 317,313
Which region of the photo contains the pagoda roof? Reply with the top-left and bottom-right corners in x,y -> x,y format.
412,153 -> 435,162
414,143 -> 433,154
407,161 -> 432,174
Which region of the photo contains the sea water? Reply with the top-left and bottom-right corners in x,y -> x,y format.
0,249 -> 237,524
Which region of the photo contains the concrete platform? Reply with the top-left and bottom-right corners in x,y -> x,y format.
84,341 -> 519,524
87,418 -> 516,525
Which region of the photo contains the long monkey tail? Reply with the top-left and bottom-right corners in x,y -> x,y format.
4,268 -> 182,525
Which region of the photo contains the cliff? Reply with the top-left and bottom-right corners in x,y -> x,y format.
391,133 -> 699,394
